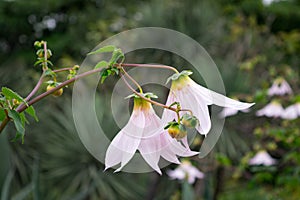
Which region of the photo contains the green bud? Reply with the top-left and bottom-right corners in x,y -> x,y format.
46,49 -> 52,58
168,123 -> 187,140
34,41 -> 42,48
73,65 -> 80,70
181,114 -> 198,128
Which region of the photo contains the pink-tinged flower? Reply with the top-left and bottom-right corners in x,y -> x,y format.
167,160 -> 204,184
163,71 -> 254,136
281,103 -> 300,120
268,78 -> 292,96
256,101 -> 284,118
105,94 -> 198,174
219,107 -> 250,118
249,151 -> 277,166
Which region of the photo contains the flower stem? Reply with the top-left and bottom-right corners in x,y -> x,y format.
119,69 -> 177,112
52,67 -> 73,73
16,67 -> 102,113
120,68 -> 143,93
42,42 -> 48,71
121,63 -> 179,74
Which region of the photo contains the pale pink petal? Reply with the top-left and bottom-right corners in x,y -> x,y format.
249,151 -> 276,166
281,105 -> 298,120
190,80 -> 254,110
105,110 -> 145,171
138,133 -> 162,174
256,102 -> 284,118
167,168 -> 185,180
219,107 -> 238,118
161,91 -> 178,124
181,87 -> 211,135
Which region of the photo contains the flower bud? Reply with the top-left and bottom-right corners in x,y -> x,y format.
182,114 -> 198,128
73,65 -> 80,70
12,99 -> 20,106
46,85 -> 63,97
46,49 -> 52,59
168,123 -> 187,140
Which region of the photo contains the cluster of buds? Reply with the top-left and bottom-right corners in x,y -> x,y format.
164,113 -> 198,140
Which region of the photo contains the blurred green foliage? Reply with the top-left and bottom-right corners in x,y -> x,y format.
1,0 -> 300,199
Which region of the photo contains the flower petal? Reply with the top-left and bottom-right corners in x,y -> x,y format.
191,80 -> 254,110
180,87 -> 211,135
105,110 -> 145,171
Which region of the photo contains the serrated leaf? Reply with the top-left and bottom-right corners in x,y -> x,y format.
44,69 -> 56,77
2,87 -> 27,106
109,49 -> 124,66
25,106 -> 39,122
88,45 -> 116,55
94,61 -> 108,69
8,109 -> 25,143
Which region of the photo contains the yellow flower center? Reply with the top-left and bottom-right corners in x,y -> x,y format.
133,97 -> 151,111
171,75 -> 191,90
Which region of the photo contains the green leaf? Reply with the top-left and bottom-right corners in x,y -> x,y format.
19,112 -> 28,125
110,67 -> 119,75
8,109 -> 25,143
34,59 -> 45,66
109,48 -> 125,66
25,106 -> 39,122
11,131 -> 24,144
2,87 -> 27,106
0,108 -> 5,121
44,69 -> 56,77
46,60 -> 53,66
88,45 -> 116,55
94,61 -> 109,69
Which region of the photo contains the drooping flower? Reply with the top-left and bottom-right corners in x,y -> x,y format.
256,101 -> 284,118
219,106 -> 250,118
167,160 -> 204,184
248,151 -> 277,166
281,102 -> 300,120
268,77 -> 292,96
162,71 -> 255,136
105,93 -> 198,174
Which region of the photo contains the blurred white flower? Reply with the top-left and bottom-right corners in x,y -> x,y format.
105,94 -> 198,174
219,107 -> 250,118
268,78 -> 292,96
256,101 -> 284,118
281,103 -> 300,120
262,0 -> 275,6
163,71 -> 254,136
249,151 -> 276,166
167,160 -> 204,184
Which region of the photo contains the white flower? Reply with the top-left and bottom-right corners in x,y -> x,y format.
219,107 -> 250,118
105,94 -> 198,174
167,160 -> 204,184
249,151 -> 276,166
268,78 -> 292,96
163,71 -> 255,136
256,101 -> 284,118
281,103 -> 300,120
